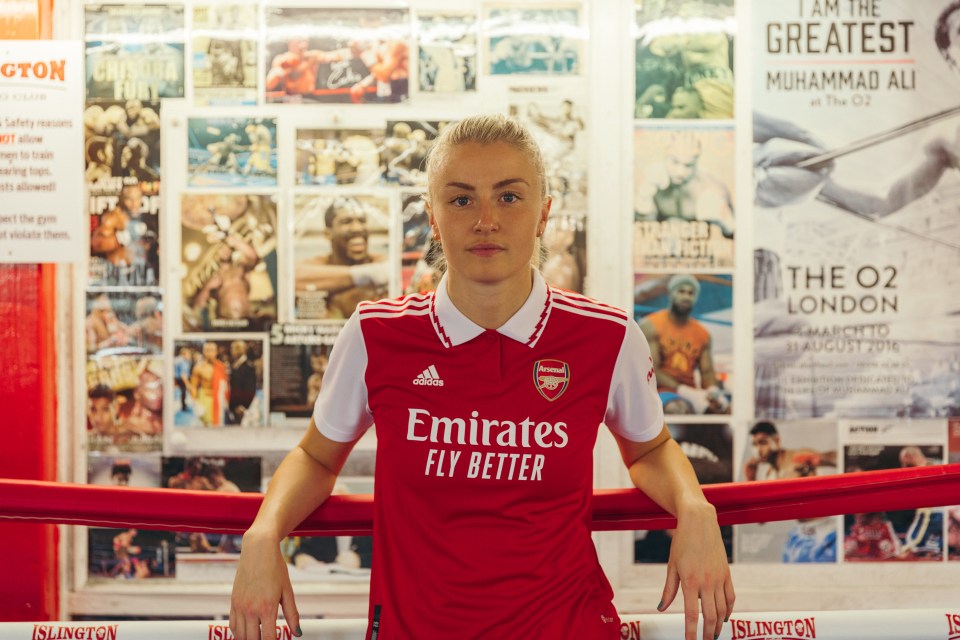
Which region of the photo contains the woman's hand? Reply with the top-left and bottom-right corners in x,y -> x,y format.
230,531 -> 301,640
659,502 -> 735,640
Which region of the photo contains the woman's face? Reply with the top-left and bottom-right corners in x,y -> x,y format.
427,141 -> 549,291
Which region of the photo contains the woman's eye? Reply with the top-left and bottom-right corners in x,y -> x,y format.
453,196 -> 470,206
502,192 -> 519,203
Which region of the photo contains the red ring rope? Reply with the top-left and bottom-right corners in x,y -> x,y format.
1,464 -> 957,535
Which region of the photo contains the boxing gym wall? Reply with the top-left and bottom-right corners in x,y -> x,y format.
0,0 -> 957,623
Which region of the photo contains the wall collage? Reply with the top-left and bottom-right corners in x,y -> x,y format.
77,0 -> 959,598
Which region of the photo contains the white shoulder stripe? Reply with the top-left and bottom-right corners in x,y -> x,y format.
553,301 -> 629,326
360,308 -> 431,320
552,290 -> 626,317
360,295 -> 433,315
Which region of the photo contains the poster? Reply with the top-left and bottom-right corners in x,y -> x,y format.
634,272 -> 733,415
268,322 -> 343,425
484,5 -> 584,75
950,418 -> 960,561
88,527 -> 175,579
85,289 -> 163,356
632,124 -> 735,270
187,117 -> 277,187
191,3 -> 258,106
382,120 -> 448,187
292,192 -> 392,321
86,355 -> 163,452
264,7 -> 410,104
508,88 -> 588,218
87,453 -> 161,487
634,0 -> 735,119
399,190 -> 437,294
752,0 -> 960,419
0,40 -> 84,264
85,3 -> 185,100
83,100 -> 162,184
735,420 -> 840,564
180,193 -> 278,332
541,213 -> 587,293
635,423 -> 733,563
172,338 -> 266,428
417,10 -> 477,93
294,127 -> 386,187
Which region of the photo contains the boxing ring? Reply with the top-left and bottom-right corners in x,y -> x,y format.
1,464 -> 959,639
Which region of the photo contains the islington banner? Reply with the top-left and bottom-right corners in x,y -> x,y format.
752,0 -> 960,419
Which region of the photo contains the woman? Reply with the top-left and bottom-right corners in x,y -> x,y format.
230,114 -> 733,640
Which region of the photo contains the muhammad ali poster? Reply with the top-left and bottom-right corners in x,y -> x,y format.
752,0 -> 960,419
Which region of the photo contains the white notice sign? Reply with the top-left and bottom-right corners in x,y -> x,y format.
0,40 -> 84,263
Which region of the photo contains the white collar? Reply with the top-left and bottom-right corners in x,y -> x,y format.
432,269 -> 550,348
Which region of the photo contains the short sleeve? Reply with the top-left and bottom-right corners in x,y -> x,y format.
311,312 -> 375,442
603,320 -> 664,442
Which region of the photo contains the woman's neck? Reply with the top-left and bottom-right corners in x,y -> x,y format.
444,269 -> 534,330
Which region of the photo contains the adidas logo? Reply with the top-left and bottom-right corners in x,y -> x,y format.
413,365 -> 444,387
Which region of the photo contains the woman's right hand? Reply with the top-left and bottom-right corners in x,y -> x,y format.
230,531 -> 301,640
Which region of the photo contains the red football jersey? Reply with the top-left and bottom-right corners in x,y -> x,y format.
314,271 -> 663,638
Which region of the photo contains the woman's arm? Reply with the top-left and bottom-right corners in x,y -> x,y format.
612,426 -> 735,640
230,421 -> 360,640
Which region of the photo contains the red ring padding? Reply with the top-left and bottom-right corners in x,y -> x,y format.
1,464 -> 958,536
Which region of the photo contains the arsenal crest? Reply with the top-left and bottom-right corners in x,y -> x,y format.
534,359 -> 570,401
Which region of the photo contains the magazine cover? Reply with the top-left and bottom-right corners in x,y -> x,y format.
191,2 -> 259,106
85,3 -> 185,100
634,272 -> 733,415
172,338 -> 266,428
293,192 -> 392,320
180,193 -> 278,332
842,419 -> 946,562
735,420 -> 840,563
634,0 -> 735,119
541,213 -> 587,294
752,0 -> 960,419
633,123 -> 735,270
88,179 -> 160,287
86,355 -> 163,452
264,7 -> 410,104
268,322 -> 343,425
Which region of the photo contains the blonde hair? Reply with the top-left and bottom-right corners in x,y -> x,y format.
424,114 -> 549,273
425,113 -> 547,202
